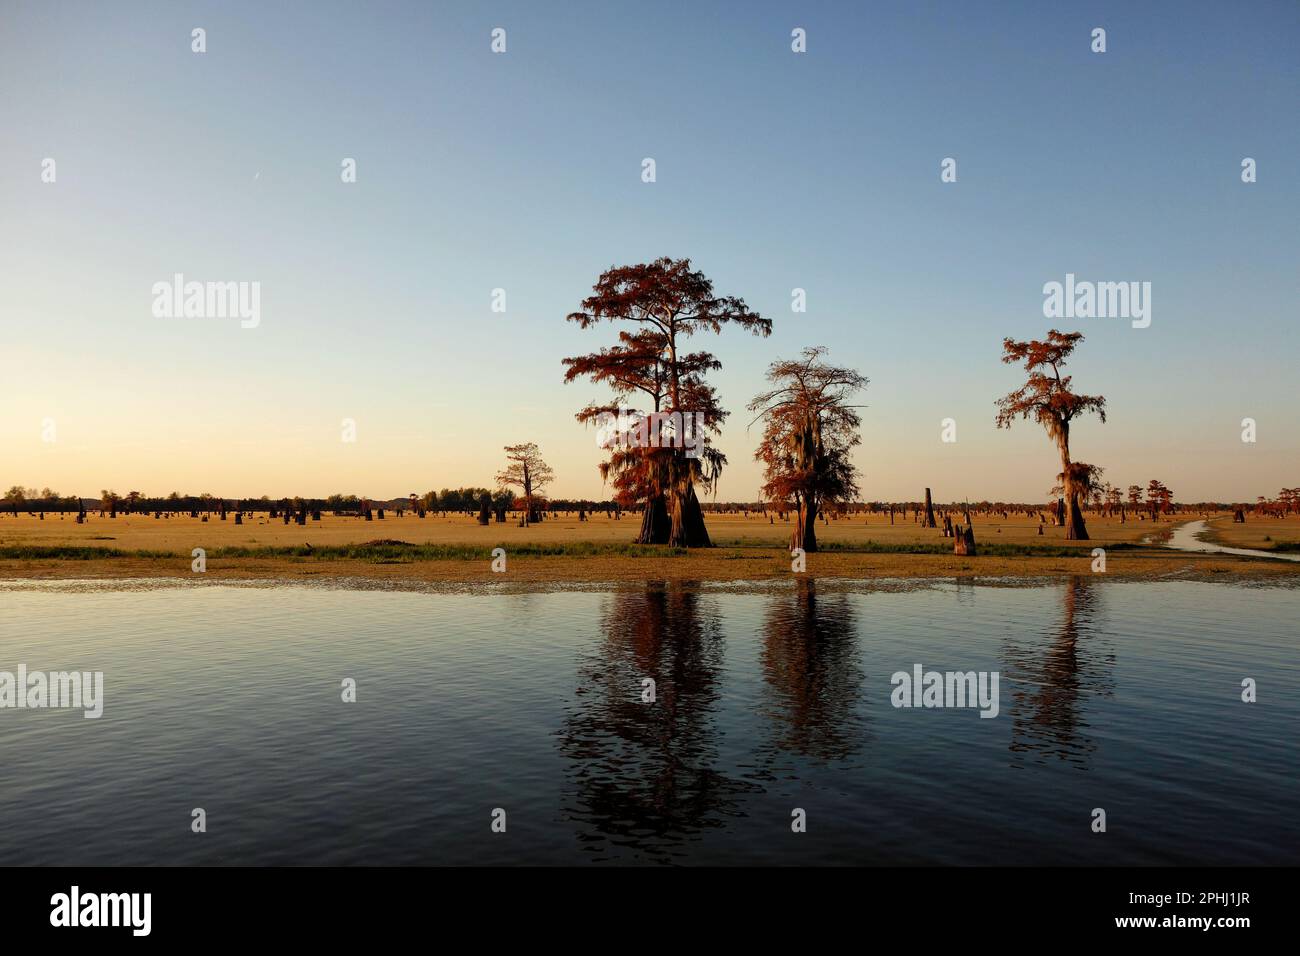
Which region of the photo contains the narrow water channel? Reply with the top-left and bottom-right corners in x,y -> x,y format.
1165,520 -> 1300,562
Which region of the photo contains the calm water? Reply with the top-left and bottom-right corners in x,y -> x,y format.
1,578 -> 1296,866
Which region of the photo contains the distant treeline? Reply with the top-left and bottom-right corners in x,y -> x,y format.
699,500 -> 1267,515
1,486 -> 616,517
2,485 -> 1293,517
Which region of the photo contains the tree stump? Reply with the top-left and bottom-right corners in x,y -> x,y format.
922,488 -> 937,528
1233,508 -> 1246,523
954,524 -> 976,555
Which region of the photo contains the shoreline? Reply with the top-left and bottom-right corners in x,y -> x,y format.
3,546 -> 1299,585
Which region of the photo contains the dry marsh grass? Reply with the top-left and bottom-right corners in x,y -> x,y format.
1,511 -> 1297,583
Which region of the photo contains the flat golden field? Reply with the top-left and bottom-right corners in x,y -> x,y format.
1200,515 -> 1300,551
0,507 -> 1187,550
2,509 -> 1298,584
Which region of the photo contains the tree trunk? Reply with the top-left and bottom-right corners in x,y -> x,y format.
668,481 -> 712,548
635,495 -> 671,544
683,486 -> 711,546
1062,487 -> 1088,539
1056,431 -> 1089,539
922,488 -> 937,528
793,494 -> 819,552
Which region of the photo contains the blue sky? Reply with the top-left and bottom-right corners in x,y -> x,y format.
1,0 -> 1297,501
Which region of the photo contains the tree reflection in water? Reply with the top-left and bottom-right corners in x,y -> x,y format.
1002,576 -> 1116,768
755,578 -> 867,769
556,582 -> 757,862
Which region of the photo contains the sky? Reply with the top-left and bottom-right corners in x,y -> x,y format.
1,0 -> 1297,503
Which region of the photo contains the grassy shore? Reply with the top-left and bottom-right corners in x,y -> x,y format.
1198,515 -> 1300,552
2,511 -> 1298,583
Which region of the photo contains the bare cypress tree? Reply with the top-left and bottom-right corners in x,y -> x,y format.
996,331 -> 1106,540
748,348 -> 866,553
497,442 -> 554,526
566,257 -> 771,547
